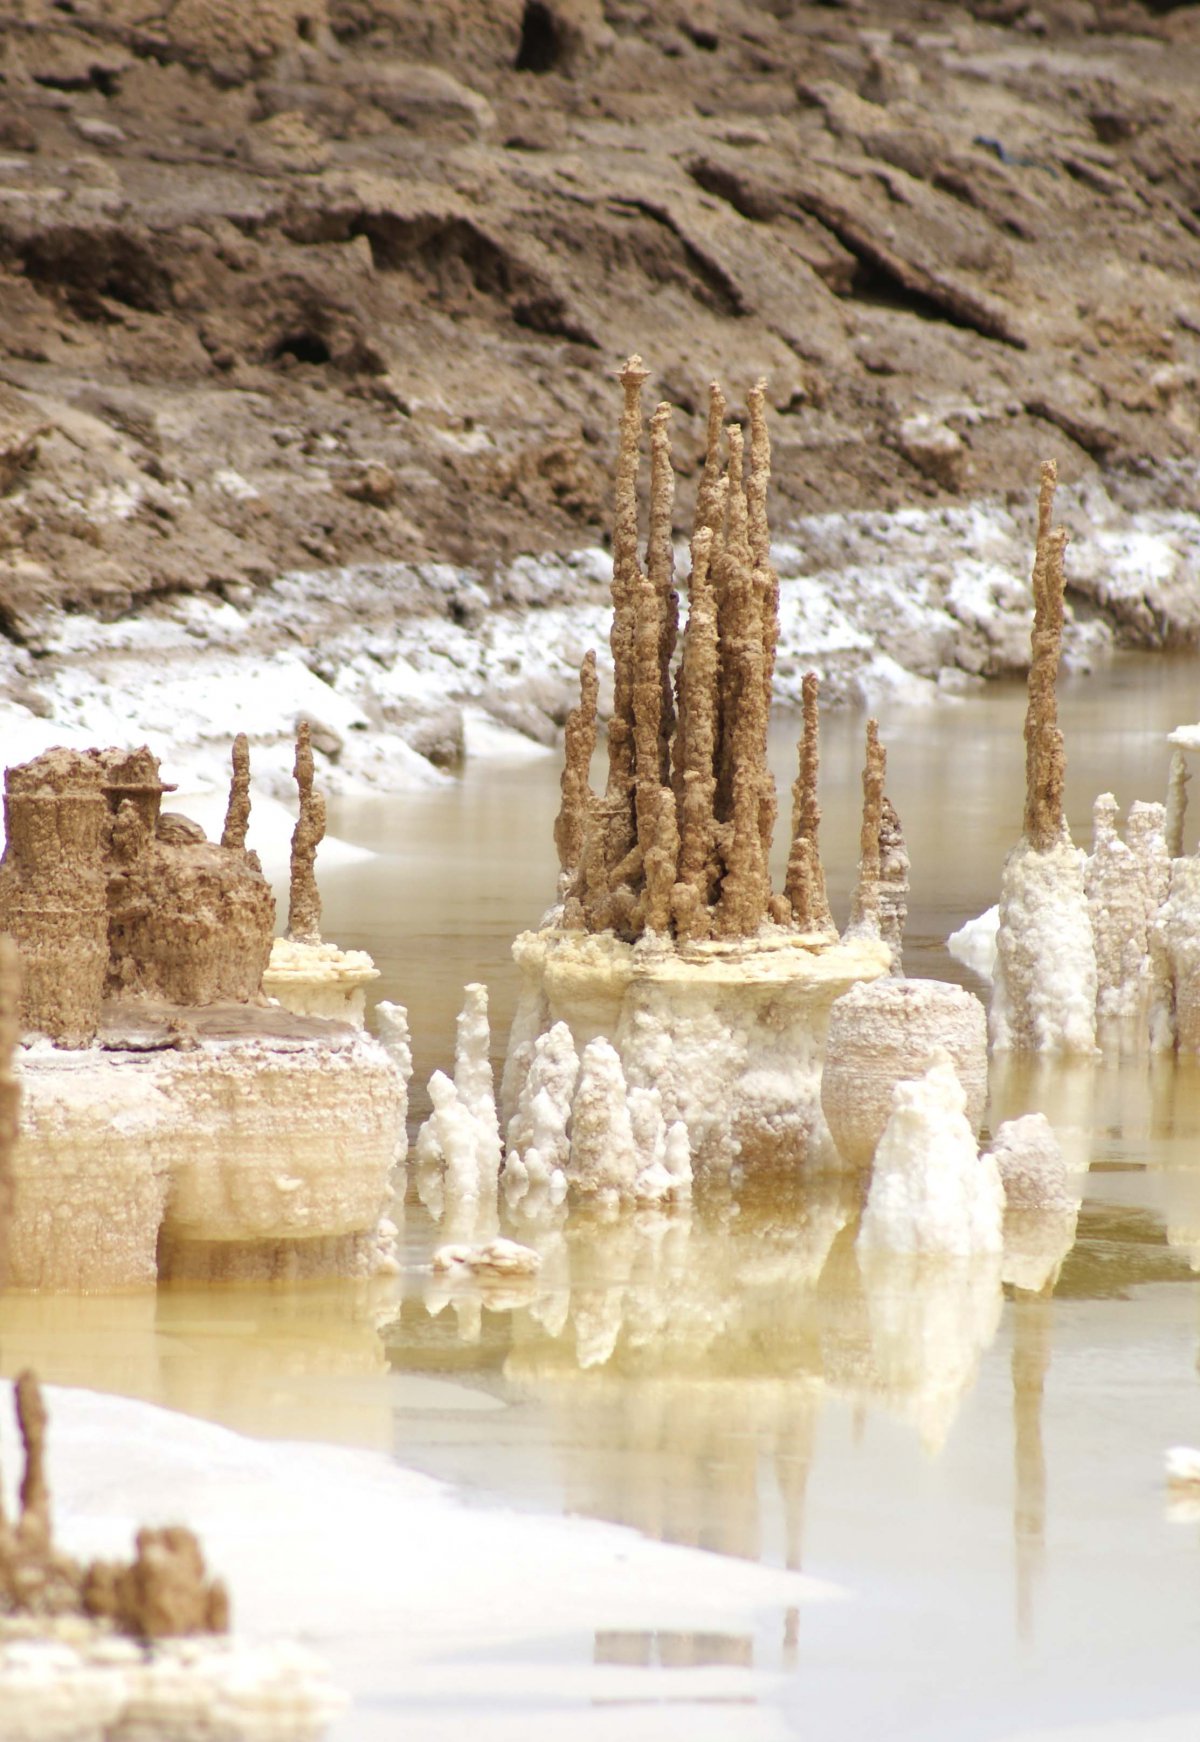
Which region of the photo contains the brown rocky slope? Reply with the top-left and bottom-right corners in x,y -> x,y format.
0,0 -> 1197,649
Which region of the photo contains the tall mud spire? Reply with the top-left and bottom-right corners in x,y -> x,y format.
220,733 -> 251,852
784,673 -> 836,936
286,720 -> 325,945
848,718 -> 886,937
1023,460 -> 1068,852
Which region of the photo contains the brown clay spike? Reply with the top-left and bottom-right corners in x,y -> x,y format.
694,379 -> 727,540
674,526 -> 719,901
15,1369 -> 50,1549
1023,459 -> 1068,852
748,378 -> 780,755
647,402 -> 678,786
784,673 -> 835,934
848,718 -> 886,935
220,733 -> 251,851
0,935 -> 19,1291
604,356 -> 649,872
286,720 -> 325,945
554,651 -> 598,876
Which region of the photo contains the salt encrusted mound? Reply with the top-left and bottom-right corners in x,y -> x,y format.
432,1238 -> 541,1277
991,835 -> 1098,1054
263,939 -> 380,1027
858,1053 -> 1005,1258
821,978 -> 988,1168
10,1033 -> 405,1289
991,1112 -> 1072,1210
1152,856 -> 1200,1052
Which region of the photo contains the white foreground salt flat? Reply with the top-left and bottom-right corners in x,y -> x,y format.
0,1387 -> 837,1742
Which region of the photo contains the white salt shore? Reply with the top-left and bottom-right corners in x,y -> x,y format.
0,1387 -> 838,1742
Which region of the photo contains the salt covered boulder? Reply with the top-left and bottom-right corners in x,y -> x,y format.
821,978 -> 988,1168
990,1112 -> 1072,1210
857,1053 -> 1005,1258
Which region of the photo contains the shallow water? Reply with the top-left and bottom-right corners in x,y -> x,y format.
6,650 -> 1200,1740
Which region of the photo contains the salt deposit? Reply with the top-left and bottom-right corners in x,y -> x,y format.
857,1054 -> 1005,1259
413,984 -> 502,1205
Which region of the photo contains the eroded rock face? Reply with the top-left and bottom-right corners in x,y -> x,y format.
821,978 -> 988,1169
0,745 -> 275,1043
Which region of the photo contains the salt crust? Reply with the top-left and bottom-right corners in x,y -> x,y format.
10,1032 -> 407,1288
0,1628 -> 343,1742
858,1054 -> 1005,1258
502,925 -> 890,1172
990,836 -> 1098,1054
0,1386 -> 835,1737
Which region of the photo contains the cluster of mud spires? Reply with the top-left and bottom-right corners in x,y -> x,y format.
1,1372 -> 226,1640
555,357 -> 906,955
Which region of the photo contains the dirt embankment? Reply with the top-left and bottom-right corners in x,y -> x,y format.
0,0 -> 1198,645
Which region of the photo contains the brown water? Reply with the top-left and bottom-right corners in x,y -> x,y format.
6,649 -> 1200,1741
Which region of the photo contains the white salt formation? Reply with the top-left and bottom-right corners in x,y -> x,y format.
565,1037 -> 692,1207
858,1053 -> 1005,1259
504,360 -> 895,1172
414,984 -> 502,1212
502,1020 -> 577,1209
991,462 -> 1098,1056
1,731 -> 409,1289
263,937 -> 380,1027
821,978 -> 988,1168
991,1111 -> 1079,1293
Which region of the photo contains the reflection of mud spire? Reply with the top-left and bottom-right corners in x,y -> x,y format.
1165,746 -> 1189,859
220,733 -> 252,852
848,718 -> 886,935
647,402 -> 678,786
554,651 -> 597,882
1012,1286 -> 1052,1642
0,936 -> 19,1289
1024,461 -> 1069,851
605,356 -> 649,873
785,673 -> 836,936
287,720 -> 325,945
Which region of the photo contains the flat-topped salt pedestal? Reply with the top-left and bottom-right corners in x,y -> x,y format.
504,925 -> 891,1173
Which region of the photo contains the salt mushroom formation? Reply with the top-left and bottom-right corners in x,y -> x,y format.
503,358 -> 894,1173
0,731 -> 408,1289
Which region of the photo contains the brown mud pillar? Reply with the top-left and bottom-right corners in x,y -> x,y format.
286,721 -> 325,946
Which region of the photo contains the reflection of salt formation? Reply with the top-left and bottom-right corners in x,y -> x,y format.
1011,1289 -> 1052,1641
821,978 -> 988,1168
3,732 -> 408,1289
505,360 -> 892,1172
857,1054 -> 1005,1258
991,461 -> 1098,1055
0,1373 -> 340,1738
263,725 -> 380,1026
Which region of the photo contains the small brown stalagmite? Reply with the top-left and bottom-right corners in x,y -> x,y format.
647,401 -> 678,786
878,795 -> 910,971
220,733 -> 252,852
693,379 -> 728,540
286,720 -> 325,946
604,356 -> 649,886
747,380 -> 779,866
848,718 -> 886,936
1024,459 -> 1069,852
554,650 -> 598,885
0,936 -> 19,1289
672,525 -> 719,941
784,673 -> 836,936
